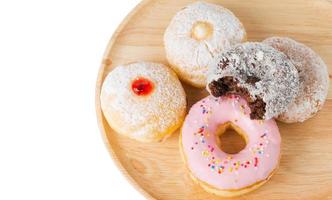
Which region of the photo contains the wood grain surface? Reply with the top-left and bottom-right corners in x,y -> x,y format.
95,0 -> 332,199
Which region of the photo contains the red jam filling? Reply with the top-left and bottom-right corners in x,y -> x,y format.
131,77 -> 154,96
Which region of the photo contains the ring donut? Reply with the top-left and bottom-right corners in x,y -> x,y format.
180,96 -> 281,197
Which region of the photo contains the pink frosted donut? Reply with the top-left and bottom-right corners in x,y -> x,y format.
180,96 -> 281,197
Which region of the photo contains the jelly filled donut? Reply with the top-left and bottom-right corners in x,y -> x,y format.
207,42 -> 300,120
263,37 -> 330,123
100,62 -> 186,142
180,96 -> 281,197
164,2 -> 246,88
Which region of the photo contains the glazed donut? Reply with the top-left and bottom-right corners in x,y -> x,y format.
263,37 -> 330,123
207,42 -> 300,120
100,62 -> 186,142
164,2 -> 246,88
180,96 -> 281,197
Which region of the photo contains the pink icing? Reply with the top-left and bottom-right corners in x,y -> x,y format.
181,96 -> 281,190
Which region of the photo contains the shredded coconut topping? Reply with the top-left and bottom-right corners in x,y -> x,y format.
207,42 -> 300,120
164,1 -> 246,87
264,37 -> 330,123
100,62 -> 186,141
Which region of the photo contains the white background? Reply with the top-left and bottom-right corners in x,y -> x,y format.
0,0 -> 145,199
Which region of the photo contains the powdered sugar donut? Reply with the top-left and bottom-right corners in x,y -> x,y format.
207,42 -> 300,120
263,37 -> 330,123
181,96 -> 281,197
100,62 -> 186,142
164,2 -> 246,88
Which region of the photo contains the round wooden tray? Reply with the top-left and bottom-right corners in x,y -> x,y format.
96,0 -> 332,199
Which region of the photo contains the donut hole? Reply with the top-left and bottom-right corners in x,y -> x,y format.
216,123 -> 247,154
192,21 -> 213,41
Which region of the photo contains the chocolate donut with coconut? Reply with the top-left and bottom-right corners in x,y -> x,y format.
207,42 -> 300,120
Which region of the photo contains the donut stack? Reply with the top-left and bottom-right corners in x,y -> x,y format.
100,1 -> 329,197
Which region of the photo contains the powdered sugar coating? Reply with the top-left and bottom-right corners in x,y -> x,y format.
207,42 -> 300,120
264,37 -> 330,123
164,1 -> 246,88
100,62 -> 186,142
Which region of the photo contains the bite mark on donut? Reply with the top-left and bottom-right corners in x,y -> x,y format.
208,76 -> 266,120
249,97 -> 266,120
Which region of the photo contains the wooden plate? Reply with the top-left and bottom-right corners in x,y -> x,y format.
95,0 -> 332,199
